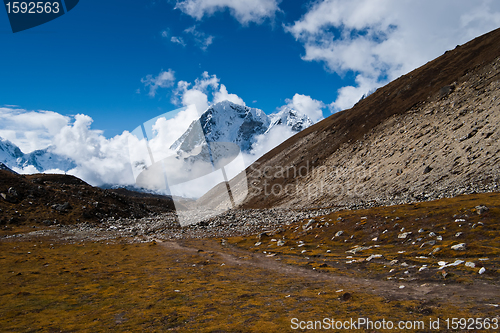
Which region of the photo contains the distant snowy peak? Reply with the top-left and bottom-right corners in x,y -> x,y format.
0,162 -> 17,174
0,137 -> 24,163
0,137 -> 76,172
171,100 -> 313,154
267,107 -> 314,134
171,100 -> 270,153
24,146 -> 76,172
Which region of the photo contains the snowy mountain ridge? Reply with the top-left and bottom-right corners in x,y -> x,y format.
171,100 -> 313,155
0,137 -> 76,173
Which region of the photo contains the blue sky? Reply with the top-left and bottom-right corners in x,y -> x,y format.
1,0 -> 499,187
1,0 -> 344,137
2,0 -> 500,141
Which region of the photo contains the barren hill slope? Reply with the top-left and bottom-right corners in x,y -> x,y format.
217,27 -> 500,210
0,171 -> 175,226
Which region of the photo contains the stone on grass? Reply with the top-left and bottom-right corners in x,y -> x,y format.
398,232 -> 412,239
365,254 -> 382,261
451,243 -> 466,251
475,205 -> 489,215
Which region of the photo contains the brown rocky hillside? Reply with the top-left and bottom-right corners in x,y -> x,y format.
211,27 -> 500,210
0,171 -> 175,226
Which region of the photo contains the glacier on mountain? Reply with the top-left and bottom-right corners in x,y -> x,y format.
0,137 -> 76,173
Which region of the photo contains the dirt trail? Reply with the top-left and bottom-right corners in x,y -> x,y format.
158,239 -> 500,305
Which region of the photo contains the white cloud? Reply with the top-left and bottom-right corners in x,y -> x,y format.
0,107 -> 69,152
51,114 -> 137,186
286,0 -> 500,112
175,0 -> 280,25
213,84 -> 245,106
162,26 -> 213,50
282,93 -> 324,122
141,69 -> 176,97
170,36 -> 186,46
149,106 -> 199,152
184,25 -> 214,50
243,125 -> 295,166
330,75 -> 379,112
0,108 -> 141,186
173,71 -> 246,113
180,88 -> 210,115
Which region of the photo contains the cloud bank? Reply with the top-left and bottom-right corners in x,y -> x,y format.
2,70 -> 323,198
286,0 -> 500,112
0,107 -> 69,152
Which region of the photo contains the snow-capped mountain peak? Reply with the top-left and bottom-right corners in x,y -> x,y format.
267,106 -> 314,134
0,137 -> 76,173
171,100 -> 313,155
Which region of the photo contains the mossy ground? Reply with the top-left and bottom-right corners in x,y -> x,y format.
230,192 -> 500,284
1,193 -> 499,332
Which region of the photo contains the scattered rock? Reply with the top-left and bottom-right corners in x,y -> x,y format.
398,232 -> 412,239
479,267 -> 486,274
472,222 -> 484,229
8,187 -> 18,197
335,230 -> 344,237
51,202 -> 72,211
438,260 -> 464,269
465,262 -> 475,268
439,84 -> 455,98
475,205 -> 489,215
303,219 -> 314,230
365,254 -> 382,262
277,239 -> 285,246
420,240 -> 436,248
429,247 -> 441,255
340,292 -> 352,301
1,192 -> 17,203
346,245 -> 372,254
451,243 -> 466,251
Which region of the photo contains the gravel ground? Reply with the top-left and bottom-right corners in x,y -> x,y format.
3,208 -> 340,244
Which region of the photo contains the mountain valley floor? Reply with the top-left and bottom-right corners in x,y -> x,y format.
1,192 -> 499,332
